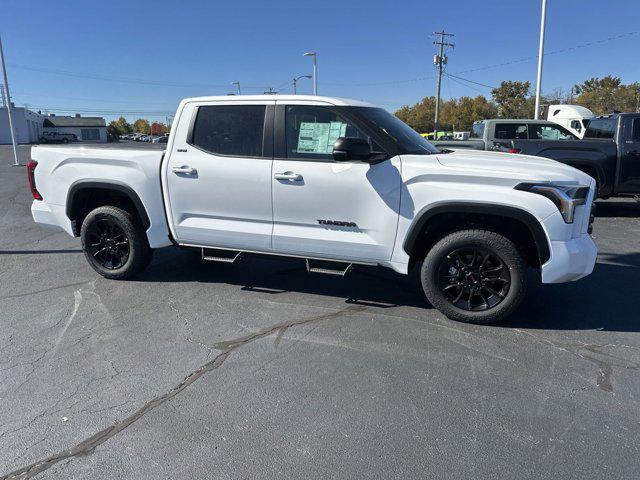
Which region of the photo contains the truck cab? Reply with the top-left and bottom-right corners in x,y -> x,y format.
546,104 -> 595,139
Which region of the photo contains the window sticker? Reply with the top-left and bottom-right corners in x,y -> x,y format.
297,121 -> 347,154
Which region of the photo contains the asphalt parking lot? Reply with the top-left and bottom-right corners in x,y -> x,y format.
1,144 -> 639,479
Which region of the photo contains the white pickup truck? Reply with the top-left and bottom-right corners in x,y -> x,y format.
29,95 -> 597,324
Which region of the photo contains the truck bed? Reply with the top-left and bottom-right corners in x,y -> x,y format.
30,144 -> 170,247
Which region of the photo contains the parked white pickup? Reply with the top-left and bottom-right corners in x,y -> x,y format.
29,95 -> 597,323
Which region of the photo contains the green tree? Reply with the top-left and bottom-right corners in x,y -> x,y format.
574,76 -> 640,114
107,121 -> 121,140
395,96 -> 437,133
116,116 -> 132,134
133,118 -> 150,134
491,81 -> 532,118
441,96 -> 498,131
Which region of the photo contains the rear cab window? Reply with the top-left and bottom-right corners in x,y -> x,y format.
494,123 -> 528,140
469,122 -> 485,139
584,117 -> 617,139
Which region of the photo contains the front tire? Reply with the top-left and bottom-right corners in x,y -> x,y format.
80,206 -> 152,280
421,229 -> 526,324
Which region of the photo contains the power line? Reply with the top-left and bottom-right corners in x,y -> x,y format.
444,73 -> 492,94
453,30 -> 639,75
443,72 -> 496,90
27,106 -> 174,115
8,63 -> 273,90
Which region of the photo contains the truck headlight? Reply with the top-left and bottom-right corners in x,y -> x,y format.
515,183 -> 590,223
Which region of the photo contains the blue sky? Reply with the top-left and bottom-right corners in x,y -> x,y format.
2,0 -> 639,122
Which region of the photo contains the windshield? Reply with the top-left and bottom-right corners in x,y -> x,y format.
352,107 -> 440,155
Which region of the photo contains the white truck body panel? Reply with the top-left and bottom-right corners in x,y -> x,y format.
30,95 -> 597,284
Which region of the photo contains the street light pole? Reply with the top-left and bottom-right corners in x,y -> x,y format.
232,81 -> 241,95
292,74 -> 312,94
0,35 -> 20,166
303,52 -> 317,95
534,0 -> 547,120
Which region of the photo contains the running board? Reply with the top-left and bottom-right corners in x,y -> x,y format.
305,259 -> 353,277
202,248 -> 242,264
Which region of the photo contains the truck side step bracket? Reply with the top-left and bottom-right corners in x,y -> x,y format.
202,248 -> 242,264
305,259 -> 353,277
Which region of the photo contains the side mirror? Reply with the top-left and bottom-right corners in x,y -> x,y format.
332,137 -> 373,162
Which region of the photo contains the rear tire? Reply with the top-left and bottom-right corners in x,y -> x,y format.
421,229 -> 526,324
62,138 -> 69,144
80,206 -> 153,280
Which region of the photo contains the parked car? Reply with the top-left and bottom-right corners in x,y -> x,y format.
28,95 -> 596,324
152,135 -> 169,144
39,132 -> 76,144
432,116 -> 640,198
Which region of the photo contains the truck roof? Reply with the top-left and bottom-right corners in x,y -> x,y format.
179,95 -> 378,108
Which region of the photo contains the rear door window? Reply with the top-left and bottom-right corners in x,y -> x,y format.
494,123 -> 528,140
190,105 -> 266,157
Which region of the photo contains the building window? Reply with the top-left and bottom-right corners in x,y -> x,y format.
81,129 -> 100,141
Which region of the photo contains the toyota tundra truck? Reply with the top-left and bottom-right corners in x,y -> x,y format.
28,95 -> 597,324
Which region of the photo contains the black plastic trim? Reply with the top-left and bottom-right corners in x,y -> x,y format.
403,202 -> 551,264
66,180 -> 151,232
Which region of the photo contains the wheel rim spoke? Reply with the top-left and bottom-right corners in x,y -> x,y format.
438,245 -> 510,312
86,217 -> 130,270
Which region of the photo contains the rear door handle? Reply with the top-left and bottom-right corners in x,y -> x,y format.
274,172 -> 303,181
172,165 -> 197,175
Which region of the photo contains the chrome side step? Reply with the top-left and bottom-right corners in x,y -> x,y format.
305,259 -> 353,277
202,248 -> 242,264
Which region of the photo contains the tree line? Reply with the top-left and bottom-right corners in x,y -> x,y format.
106,117 -> 170,138
395,75 -> 640,133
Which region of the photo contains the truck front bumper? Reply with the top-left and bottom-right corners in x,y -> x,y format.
540,234 -> 597,283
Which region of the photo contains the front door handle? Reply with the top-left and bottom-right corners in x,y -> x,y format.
274,172 -> 303,181
172,165 -> 197,175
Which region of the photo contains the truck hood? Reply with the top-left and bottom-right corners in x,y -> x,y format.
435,149 -> 593,186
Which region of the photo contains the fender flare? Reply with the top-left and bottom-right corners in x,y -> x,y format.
403,202 -> 551,264
66,180 -> 151,230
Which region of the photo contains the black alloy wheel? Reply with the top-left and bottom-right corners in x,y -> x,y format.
437,247 -> 510,311
420,229 -> 527,324
85,218 -> 130,270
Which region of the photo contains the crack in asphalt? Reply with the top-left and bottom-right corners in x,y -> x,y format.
514,329 -> 640,393
0,304 -> 365,480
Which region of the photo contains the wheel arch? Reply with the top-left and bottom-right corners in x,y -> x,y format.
403,202 -> 551,268
66,180 -> 151,236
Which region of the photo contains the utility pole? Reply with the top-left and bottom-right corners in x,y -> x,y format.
0,35 -> 20,166
534,0 -> 547,119
433,30 -> 454,138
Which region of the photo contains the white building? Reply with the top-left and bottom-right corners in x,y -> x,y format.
42,114 -> 107,142
0,106 -> 44,144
